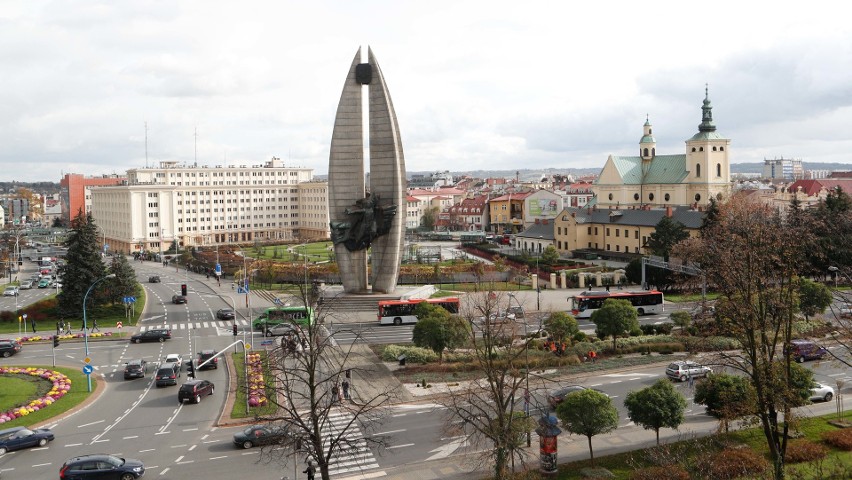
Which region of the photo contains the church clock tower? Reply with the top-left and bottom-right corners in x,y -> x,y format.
685,86 -> 730,205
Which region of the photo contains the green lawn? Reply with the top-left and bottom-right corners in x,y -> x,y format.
251,242 -> 334,263
0,366 -> 94,429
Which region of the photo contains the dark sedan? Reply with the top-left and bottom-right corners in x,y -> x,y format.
0,340 -> 22,358
60,454 -> 144,480
0,426 -> 55,455
216,308 -> 235,320
155,365 -> 180,387
233,424 -> 289,449
123,359 -> 148,379
172,294 -> 187,304
130,329 -> 171,344
547,385 -> 591,409
148,275 -> 161,283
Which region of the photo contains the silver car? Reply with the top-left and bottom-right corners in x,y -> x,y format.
810,383 -> 834,402
665,360 -> 712,382
19,280 -> 33,290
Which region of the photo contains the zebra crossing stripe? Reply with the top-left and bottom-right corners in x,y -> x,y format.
140,319 -> 250,332
323,411 -> 382,477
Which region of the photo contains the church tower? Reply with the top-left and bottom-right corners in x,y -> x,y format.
640,115 -> 656,161
685,86 -> 730,205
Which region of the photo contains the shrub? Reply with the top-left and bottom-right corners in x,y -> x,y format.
703,447 -> 769,479
823,428 -> 852,450
628,466 -> 689,480
619,342 -> 685,355
786,439 -> 828,463
380,345 -> 438,364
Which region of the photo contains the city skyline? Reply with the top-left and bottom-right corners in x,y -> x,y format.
3,1 -> 852,182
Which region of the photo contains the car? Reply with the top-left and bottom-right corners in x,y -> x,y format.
0,426 -> 55,455
0,340 -> 22,358
197,350 -> 219,370
2,286 -> 18,297
178,379 -> 215,404
148,275 -> 161,283
264,323 -> 300,337
19,280 -> 33,290
688,304 -> 716,320
547,385 -> 591,409
233,424 -> 289,449
59,454 -> 145,480
840,304 -> 852,318
172,294 -> 187,304
130,329 -> 171,344
38,278 -> 51,288
164,353 -> 183,369
123,359 -> 148,380
216,308 -> 235,320
155,365 -> 180,387
665,360 -> 712,382
810,382 -> 835,402
787,339 -> 828,363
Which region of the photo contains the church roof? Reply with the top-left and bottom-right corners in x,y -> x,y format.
608,154 -> 689,185
689,131 -> 726,141
565,206 -> 705,229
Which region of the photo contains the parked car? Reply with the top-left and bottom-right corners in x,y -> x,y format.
178,379 -> 215,404
665,361 -> 712,382
2,286 -> 18,297
172,294 -> 187,304
810,382 -> 835,402
123,359 -> 148,380
233,424 -> 289,449
19,280 -> 33,290
38,278 -> 51,288
0,340 -> 22,358
216,308 -> 235,320
196,350 -> 219,370
840,304 -> 852,318
130,329 -> 171,343
155,364 -> 180,387
148,275 -> 161,283
59,454 -> 145,480
0,426 -> 55,455
547,385 -> 591,409
164,353 -> 183,370
264,323 -> 300,337
787,339 -> 828,363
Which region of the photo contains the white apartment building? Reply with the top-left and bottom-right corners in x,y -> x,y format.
90,158 -> 329,254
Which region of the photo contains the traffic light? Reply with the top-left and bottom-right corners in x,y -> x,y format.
181,284 -> 187,296
53,337 -> 60,348
187,362 -> 195,378
232,324 -> 238,336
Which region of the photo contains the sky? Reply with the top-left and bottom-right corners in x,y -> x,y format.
2,0 -> 852,183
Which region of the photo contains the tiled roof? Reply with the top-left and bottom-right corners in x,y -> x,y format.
564,205 -> 705,229
490,191 -> 534,202
786,179 -> 852,197
515,221 -> 555,240
607,155 -> 688,185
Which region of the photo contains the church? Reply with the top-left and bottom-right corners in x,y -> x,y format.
593,88 -> 731,208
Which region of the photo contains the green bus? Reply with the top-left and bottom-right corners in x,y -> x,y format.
252,306 -> 314,331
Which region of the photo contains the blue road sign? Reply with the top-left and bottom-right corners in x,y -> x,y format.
215,263 -> 221,274
83,365 -> 93,375
273,297 -> 282,305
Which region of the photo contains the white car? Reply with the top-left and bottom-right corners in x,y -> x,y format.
19,280 -> 33,290
810,383 -> 834,402
164,354 -> 184,369
3,286 -> 18,297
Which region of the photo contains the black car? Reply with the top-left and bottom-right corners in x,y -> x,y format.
155,364 -> 180,387
216,308 -> 235,320
123,359 -> 147,380
60,454 -> 145,480
172,294 -> 187,304
0,426 -> 55,455
197,350 -> 219,370
0,340 -> 22,358
148,275 -> 161,283
547,385 -> 591,409
130,329 -> 171,344
233,424 -> 289,449
178,379 -> 215,404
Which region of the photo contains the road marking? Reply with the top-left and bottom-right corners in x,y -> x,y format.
171,444 -> 187,448
183,427 -> 198,432
31,447 -> 49,451
32,463 -> 52,467
175,456 -> 184,463
78,420 -> 105,428
160,467 -> 170,476
391,413 -> 407,417
387,443 -> 415,449
188,445 -> 197,451
92,439 -> 109,443
373,429 -> 406,436
123,436 -> 138,440
241,451 -> 259,455
65,443 -> 83,447
209,455 -> 228,460
139,449 -> 156,453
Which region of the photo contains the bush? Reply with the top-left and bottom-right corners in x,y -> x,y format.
703,447 -> 769,479
628,466 -> 689,480
380,345 -> 438,364
619,342 -> 685,355
786,439 -> 828,463
683,336 -> 741,352
639,324 -> 675,336
823,428 -> 852,450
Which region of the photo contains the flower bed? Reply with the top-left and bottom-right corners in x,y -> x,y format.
245,352 -> 268,407
0,367 -> 71,423
15,332 -> 113,343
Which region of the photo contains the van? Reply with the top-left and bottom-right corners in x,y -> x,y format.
787,340 -> 827,363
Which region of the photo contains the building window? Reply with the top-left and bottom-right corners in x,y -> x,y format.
696,164 -> 701,177
608,193 -> 613,201
587,226 -> 592,235
616,229 -> 620,237
717,163 -> 721,177
720,146 -> 725,151
692,147 -> 696,152
695,193 -> 702,202
664,193 -> 670,202
594,227 -> 598,235
606,244 -> 610,251
643,148 -> 649,156
634,193 -> 639,201
635,230 -> 639,239
616,245 -> 620,252
699,147 -> 704,152
713,146 -> 717,151
648,193 -> 655,201
606,228 -> 610,236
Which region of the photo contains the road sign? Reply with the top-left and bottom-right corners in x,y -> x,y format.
83,365 -> 93,375
245,344 -> 252,350
215,263 -> 221,274
273,297 -> 283,306
22,313 -> 28,319
260,340 -> 273,346
84,357 -> 91,363
116,321 -> 123,329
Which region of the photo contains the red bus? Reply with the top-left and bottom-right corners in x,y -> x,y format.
378,297 -> 461,325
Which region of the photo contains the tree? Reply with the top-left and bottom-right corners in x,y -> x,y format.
57,210 -> 108,318
440,290 -> 535,480
259,286 -> 397,480
544,311 -> 579,344
670,310 -> 691,333
555,389 -> 618,464
624,379 -> 687,445
591,298 -> 639,352
107,254 -> 137,305
798,278 -> 832,321
539,245 -> 559,265
411,303 -> 469,363
694,373 -> 756,432
421,206 -> 440,231
644,215 -> 690,290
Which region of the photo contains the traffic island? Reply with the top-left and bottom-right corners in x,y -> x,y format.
0,365 -> 98,429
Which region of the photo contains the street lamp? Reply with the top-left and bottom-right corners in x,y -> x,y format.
829,266 -> 840,288
83,273 -> 116,392
508,292 -> 532,447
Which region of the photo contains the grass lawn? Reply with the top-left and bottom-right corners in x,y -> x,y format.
230,351 -> 277,418
0,366 -> 94,429
251,242 -> 334,263
664,292 -> 721,303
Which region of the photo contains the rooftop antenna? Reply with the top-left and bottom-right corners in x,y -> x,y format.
145,121 -> 148,168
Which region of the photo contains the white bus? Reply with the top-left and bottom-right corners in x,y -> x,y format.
570,290 -> 664,319
378,298 -> 461,325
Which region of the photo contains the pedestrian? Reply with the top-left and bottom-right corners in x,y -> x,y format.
56,321 -> 61,336
331,385 -> 339,405
605,284 -> 610,292
31,318 -> 37,333
64,320 -> 72,335
342,379 -> 350,400
688,372 -> 695,389
92,318 -> 100,332
303,460 -> 316,480
589,350 -> 597,363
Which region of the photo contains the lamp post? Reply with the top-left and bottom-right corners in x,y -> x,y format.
509,292 -> 532,447
83,273 -> 116,392
829,266 -> 840,288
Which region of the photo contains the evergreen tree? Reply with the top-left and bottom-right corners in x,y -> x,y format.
108,254 -> 138,305
700,196 -> 721,236
58,210 -> 108,318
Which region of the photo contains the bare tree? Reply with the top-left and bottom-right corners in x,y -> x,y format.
253,286 -> 399,480
441,290 -> 535,480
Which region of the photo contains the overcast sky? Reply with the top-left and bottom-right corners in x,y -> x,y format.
2,0 -> 852,182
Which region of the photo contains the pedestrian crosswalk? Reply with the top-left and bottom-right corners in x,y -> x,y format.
139,319 -> 250,331
325,411 -> 383,478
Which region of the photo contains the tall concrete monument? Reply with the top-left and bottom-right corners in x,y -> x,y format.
328,47 -> 405,294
